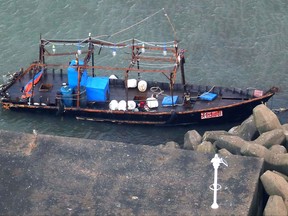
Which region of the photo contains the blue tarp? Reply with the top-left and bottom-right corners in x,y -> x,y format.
162,96 -> 179,106
199,92 -> 218,101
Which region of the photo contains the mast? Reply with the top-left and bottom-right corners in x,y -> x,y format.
88,33 -> 95,77
169,41 -> 180,106
124,38 -> 136,108
39,34 -> 45,64
92,45 -> 95,77
179,48 -> 186,92
76,54 -> 80,108
170,72 -> 174,106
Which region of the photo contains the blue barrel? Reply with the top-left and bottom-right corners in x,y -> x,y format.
61,86 -> 73,107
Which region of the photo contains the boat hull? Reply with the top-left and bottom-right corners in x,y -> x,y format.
2,93 -> 273,126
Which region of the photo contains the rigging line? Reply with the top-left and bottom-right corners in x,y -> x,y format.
91,34 -> 110,39
115,38 -> 173,45
112,40 -> 175,48
139,63 -> 175,68
113,38 -> 136,45
134,38 -> 175,45
138,42 -> 175,48
108,8 -> 165,38
47,42 -> 89,47
163,8 -> 177,40
93,43 -> 131,49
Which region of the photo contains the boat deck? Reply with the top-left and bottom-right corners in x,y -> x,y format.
4,68 -> 252,113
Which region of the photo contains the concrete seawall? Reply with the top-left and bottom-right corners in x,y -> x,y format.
0,129 -> 263,215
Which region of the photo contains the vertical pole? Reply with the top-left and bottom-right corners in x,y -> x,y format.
125,39 -> 135,109
76,54 -> 80,108
180,50 -> 186,92
211,164 -> 219,209
92,49 -> 95,77
39,34 -> 42,63
39,35 -> 45,64
170,72 -> 174,106
169,41 -> 180,106
89,34 -> 95,77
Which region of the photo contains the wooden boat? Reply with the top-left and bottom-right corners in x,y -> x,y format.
0,36 -> 277,126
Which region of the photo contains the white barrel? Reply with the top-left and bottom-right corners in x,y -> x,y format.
109,74 -> 118,79
138,80 -> 147,92
127,79 -> 137,88
127,100 -> 136,110
146,97 -> 159,108
109,100 -> 118,110
118,100 -> 127,111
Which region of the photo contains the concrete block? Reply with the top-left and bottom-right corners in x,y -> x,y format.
196,141 -> 215,154
241,143 -> 270,158
253,104 -> 282,134
253,129 -> 286,149
269,145 -> 287,154
202,130 -> 232,143
183,130 -> 202,150
218,148 -> 233,156
260,170 -> 288,199
263,195 -> 287,216
229,115 -> 259,141
214,135 -> 249,155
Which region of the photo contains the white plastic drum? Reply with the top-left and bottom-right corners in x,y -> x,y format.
127,79 -> 137,88
146,97 -> 159,108
109,74 -> 118,79
109,100 -> 118,110
138,80 -> 147,92
118,100 -> 127,111
127,100 -> 136,110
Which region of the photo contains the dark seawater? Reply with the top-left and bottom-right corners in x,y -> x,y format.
0,0 -> 287,145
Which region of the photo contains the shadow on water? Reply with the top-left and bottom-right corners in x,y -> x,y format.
0,109 -> 238,146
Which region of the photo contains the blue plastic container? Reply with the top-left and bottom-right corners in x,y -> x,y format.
61,86 -> 73,107
86,77 -> 109,102
67,60 -> 88,88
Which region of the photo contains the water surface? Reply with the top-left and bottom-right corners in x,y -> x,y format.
0,0 -> 287,145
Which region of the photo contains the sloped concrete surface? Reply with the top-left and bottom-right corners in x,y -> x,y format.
0,130 -> 264,215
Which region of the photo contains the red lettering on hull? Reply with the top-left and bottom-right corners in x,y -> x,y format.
201,110 -> 223,119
